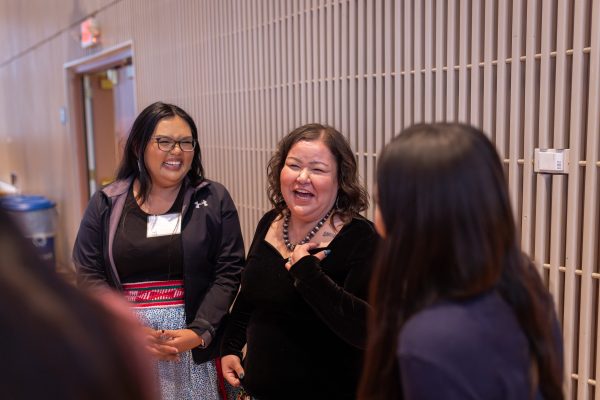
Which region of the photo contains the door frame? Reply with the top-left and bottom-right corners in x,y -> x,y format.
63,41 -> 136,213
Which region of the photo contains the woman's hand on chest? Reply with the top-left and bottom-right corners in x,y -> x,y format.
285,242 -> 331,270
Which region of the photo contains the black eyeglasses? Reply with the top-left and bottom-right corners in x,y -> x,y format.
153,137 -> 196,152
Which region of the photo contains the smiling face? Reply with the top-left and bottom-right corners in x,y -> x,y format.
143,116 -> 194,189
280,139 -> 339,223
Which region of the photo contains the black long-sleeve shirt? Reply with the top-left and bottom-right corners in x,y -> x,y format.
221,210 -> 377,399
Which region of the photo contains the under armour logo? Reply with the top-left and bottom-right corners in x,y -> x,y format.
194,200 -> 208,208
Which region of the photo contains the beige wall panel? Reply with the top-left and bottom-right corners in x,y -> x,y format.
469,0 -> 482,128
1,1 -> 599,398
520,0 -> 538,258
554,0 -> 577,394
570,0 -> 591,396
537,0 -> 556,297
591,3 -> 600,398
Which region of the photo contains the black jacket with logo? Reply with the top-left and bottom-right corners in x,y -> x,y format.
73,177 -> 245,363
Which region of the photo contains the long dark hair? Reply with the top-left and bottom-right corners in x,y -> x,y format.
116,101 -> 205,203
0,209 -> 156,399
266,123 -> 369,222
359,123 -> 562,399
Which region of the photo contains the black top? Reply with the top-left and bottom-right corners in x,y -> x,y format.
113,185 -> 184,283
398,290 -> 562,399
221,210 -> 377,400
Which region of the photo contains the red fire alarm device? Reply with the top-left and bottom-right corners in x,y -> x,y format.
81,17 -> 100,48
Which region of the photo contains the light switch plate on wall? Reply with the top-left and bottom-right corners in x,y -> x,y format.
534,148 -> 570,174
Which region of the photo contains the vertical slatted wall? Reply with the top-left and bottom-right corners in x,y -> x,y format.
0,1 -> 598,398
189,1 -> 599,398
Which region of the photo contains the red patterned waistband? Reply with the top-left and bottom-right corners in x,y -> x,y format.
122,280 -> 184,308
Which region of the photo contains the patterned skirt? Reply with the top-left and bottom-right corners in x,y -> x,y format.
123,280 -> 236,400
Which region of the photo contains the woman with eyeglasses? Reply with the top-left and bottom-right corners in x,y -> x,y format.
73,101 -> 245,400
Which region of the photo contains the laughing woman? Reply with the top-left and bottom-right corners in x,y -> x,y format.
73,102 -> 245,400
220,124 -> 377,399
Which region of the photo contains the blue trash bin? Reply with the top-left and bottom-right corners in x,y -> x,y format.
1,195 -> 57,267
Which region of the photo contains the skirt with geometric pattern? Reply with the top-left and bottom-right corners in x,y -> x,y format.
123,280 -> 237,400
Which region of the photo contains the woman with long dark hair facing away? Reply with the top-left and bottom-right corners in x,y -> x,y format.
220,124 -> 377,399
359,123 -> 563,399
73,102 -> 245,400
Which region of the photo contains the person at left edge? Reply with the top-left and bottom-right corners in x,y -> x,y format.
73,101 -> 245,400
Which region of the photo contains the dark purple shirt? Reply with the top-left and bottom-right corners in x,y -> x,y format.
398,291 -> 561,400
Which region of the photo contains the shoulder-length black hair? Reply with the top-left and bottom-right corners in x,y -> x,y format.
266,123 -> 369,223
359,123 -> 562,399
116,101 -> 205,203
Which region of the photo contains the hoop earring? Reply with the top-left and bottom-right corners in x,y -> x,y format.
335,195 -> 340,210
